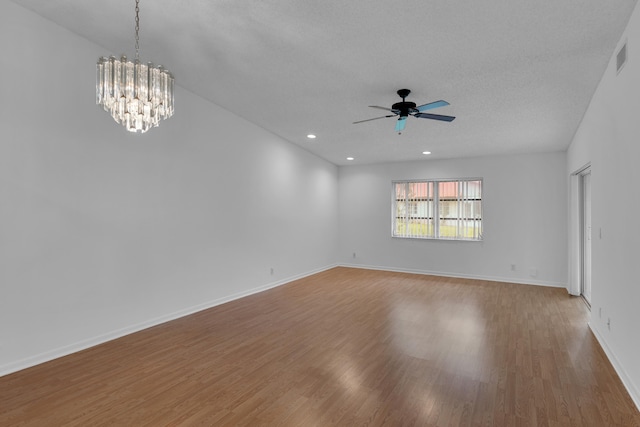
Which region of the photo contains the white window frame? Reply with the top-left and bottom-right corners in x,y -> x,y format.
392,178 -> 483,241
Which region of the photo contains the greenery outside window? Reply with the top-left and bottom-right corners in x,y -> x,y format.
392,179 -> 483,241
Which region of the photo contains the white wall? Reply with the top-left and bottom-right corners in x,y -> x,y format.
338,153 -> 567,287
0,2 -> 338,375
567,1 -> 640,407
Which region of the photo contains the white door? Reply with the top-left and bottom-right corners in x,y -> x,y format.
581,171 -> 592,304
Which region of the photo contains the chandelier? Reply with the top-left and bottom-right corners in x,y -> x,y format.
96,0 -> 174,133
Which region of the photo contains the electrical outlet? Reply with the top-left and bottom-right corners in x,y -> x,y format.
599,307 -> 602,318
607,317 -> 611,330
510,264 -> 516,271
270,267 -> 274,275
353,252 -> 356,258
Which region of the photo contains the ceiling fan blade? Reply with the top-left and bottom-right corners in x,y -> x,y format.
353,115 -> 395,124
414,112 -> 456,122
416,100 -> 449,112
369,105 -> 399,113
395,117 -> 407,132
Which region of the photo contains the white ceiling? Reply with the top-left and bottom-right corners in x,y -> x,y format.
13,0 -> 637,165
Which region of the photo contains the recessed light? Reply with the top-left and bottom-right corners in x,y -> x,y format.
346,157 -> 355,161
307,134 -> 316,139
422,151 -> 431,155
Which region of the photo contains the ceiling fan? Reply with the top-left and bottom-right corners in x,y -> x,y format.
353,89 -> 455,133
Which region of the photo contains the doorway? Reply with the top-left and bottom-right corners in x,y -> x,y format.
579,168 -> 592,305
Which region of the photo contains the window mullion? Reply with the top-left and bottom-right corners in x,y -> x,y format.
458,180 -> 464,239
434,182 -> 440,239
405,182 -> 410,238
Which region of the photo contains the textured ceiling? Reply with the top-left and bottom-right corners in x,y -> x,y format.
12,0 -> 637,165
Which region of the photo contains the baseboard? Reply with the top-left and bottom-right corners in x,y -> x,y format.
339,263 -> 567,288
0,263 -> 338,378
589,323 -> 640,411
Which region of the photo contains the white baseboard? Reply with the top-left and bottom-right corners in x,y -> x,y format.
589,323 -> 640,411
0,263 -> 337,378
339,263 -> 567,288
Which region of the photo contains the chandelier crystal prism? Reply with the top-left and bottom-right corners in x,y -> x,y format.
96,0 -> 174,133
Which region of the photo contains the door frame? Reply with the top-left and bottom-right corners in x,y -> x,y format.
569,163 -> 592,297
580,169 -> 592,304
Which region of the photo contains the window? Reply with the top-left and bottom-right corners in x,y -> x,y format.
393,179 -> 482,241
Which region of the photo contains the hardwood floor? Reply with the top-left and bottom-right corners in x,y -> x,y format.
1,267 -> 639,426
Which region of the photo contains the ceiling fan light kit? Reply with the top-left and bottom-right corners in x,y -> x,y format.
353,89 -> 455,133
96,0 -> 174,133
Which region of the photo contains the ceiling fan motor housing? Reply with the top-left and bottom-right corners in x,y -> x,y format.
392,101 -> 416,117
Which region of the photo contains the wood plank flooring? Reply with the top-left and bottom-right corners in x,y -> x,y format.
1,267 -> 639,426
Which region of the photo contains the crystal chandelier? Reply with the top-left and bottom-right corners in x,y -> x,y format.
96,0 -> 174,133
